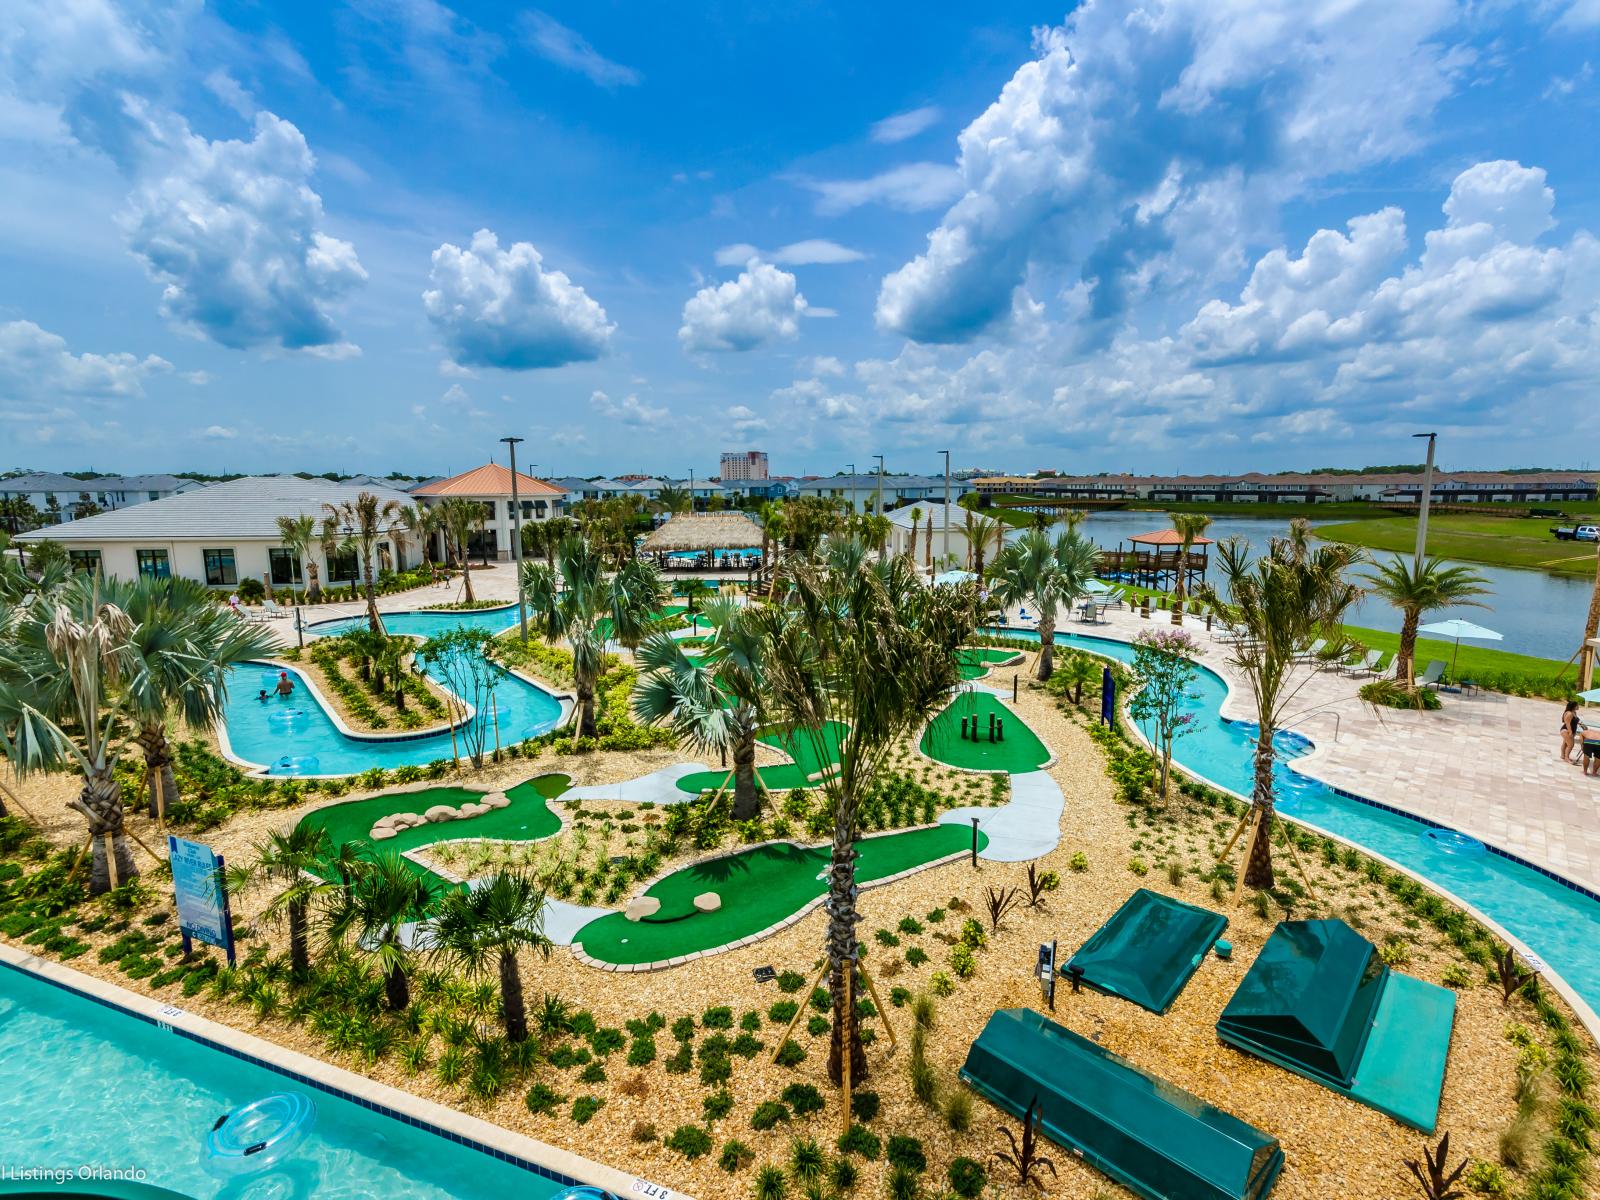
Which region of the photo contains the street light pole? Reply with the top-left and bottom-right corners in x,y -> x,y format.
502,435 -> 528,642
942,450 -> 951,569
848,462 -> 856,520
1412,432 -> 1437,571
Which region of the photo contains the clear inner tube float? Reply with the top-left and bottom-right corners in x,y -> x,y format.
203,1092 -> 316,1176
550,1189 -> 621,1200
1420,827 -> 1487,856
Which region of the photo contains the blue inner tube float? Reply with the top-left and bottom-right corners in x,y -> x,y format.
1421,827 -> 1486,856
550,1189 -> 621,1200
204,1092 -> 316,1176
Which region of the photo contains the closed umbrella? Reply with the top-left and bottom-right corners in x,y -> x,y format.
1417,618 -> 1502,678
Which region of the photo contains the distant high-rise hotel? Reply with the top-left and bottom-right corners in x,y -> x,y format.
720,450 -> 768,481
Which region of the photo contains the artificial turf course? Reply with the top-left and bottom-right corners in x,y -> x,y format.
920,690 -> 1051,772
298,773 -> 570,890
958,647 -> 1023,680
675,720 -> 850,794
572,823 -> 984,965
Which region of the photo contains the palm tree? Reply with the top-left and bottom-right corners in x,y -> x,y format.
230,823 -> 339,979
275,514 -> 320,602
522,534 -> 666,736
323,853 -> 440,1010
906,508 -> 922,564
634,598 -> 768,820
1365,556 -> 1491,686
1200,538 -> 1363,888
987,527 -> 1099,680
431,870 -> 552,1042
0,577 -> 144,892
655,485 -> 690,515
397,502 -> 438,569
324,491 -> 402,633
435,497 -> 485,603
747,548 -> 981,1086
112,576 -> 276,819
758,501 -> 786,564
966,513 -> 1004,575
1168,512 -> 1212,623
1580,547 -> 1600,689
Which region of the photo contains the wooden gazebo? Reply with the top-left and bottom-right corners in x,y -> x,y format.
638,513 -> 765,574
1096,528 -> 1212,592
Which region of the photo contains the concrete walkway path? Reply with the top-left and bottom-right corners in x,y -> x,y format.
939,771 -> 1065,862
561,763 -> 710,806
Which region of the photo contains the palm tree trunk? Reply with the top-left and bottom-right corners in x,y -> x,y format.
1172,562 -> 1187,625
306,560 -> 322,604
288,897 -> 310,979
1581,547 -> 1600,688
461,550 -> 477,604
75,766 -> 137,895
499,948 -> 528,1042
730,730 -> 760,822
137,722 -> 179,818
825,818 -> 867,1086
1035,613 -> 1056,680
383,960 -> 410,1011
1244,725 -> 1276,889
575,671 -> 597,739
362,547 -> 381,633
1395,609 -> 1421,687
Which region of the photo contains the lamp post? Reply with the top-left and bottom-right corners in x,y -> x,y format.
1412,432 -> 1437,571
941,450 -> 951,569
502,435 -> 528,642
874,455 -> 885,559
847,462 -> 856,520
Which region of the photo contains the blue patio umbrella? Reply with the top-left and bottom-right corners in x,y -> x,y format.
1417,618 -> 1501,677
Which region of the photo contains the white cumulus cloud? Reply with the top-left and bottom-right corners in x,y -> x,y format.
678,259 -> 808,353
590,390 -> 667,426
424,229 -> 615,370
0,320 -> 171,399
714,240 -> 864,267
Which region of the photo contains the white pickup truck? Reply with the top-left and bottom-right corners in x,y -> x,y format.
1551,525 -> 1600,541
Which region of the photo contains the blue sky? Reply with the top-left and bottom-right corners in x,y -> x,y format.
2,1 -> 1598,480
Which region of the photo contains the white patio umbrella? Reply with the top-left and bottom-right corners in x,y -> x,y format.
933,569 -> 977,586
1417,618 -> 1502,677
1083,579 -> 1118,595
1578,688 -> 1600,703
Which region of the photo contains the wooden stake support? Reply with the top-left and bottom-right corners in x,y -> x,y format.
841,965 -> 854,1137
769,960 -> 830,1063
856,963 -> 897,1055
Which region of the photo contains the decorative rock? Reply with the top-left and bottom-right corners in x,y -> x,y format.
371,827 -> 397,840
693,892 -> 722,913
392,812 -> 423,828
625,896 -> 661,922
481,793 -> 510,809
460,803 -> 489,817
424,805 -> 458,823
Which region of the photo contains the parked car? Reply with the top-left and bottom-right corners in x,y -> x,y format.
1551,525 -> 1600,541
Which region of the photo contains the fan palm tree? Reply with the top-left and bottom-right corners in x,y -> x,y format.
1199,537 -> 1363,888
324,492 -> 402,633
634,598 -> 768,820
323,853 -> 440,1011
986,527 -> 1099,680
1168,512 -> 1213,623
965,512 -> 1005,575
1365,555 -> 1491,686
522,534 -> 666,737
435,497 -> 486,603
111,576 -> 276,819
229,823 -> 340,979
275,514 -> 320,602
0,577 -> 145,892
430,870 -> 552,1042
747,550 -> 981,1086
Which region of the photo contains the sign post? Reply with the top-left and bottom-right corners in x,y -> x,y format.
168,835 -> 237,966
1037,940 -> 1057,1011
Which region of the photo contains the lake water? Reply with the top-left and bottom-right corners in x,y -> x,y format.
1064,510 -> 1590,662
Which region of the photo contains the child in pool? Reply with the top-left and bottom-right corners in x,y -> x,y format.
257,689 -> 269,703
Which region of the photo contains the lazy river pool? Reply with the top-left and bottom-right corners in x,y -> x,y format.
219,607 -> 563,777
993,627 -> 1600,1025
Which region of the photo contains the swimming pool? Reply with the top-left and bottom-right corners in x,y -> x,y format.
0,956 -> 583,1200
218,607 -> 564,777
994,627 -> 1600,1029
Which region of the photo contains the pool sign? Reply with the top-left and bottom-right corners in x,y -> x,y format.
168,836 -> 237,965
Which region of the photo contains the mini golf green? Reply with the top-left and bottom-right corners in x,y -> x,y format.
596,604 -> 687,642
675,720 -> 849,794
921,691 -> 1050,772
298,773 -> 571,890
573,823 -> 984,965
958,647 -> 1023,680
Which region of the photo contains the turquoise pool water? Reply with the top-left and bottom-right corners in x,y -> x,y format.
0,962 -> 570,1199
995,628 -> 1600,1020
220,608 -> 563,776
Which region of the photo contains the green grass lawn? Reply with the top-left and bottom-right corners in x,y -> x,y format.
1339,624 -> 1575,697
1318,515 -> 1600,576
571,823 -> 983,965
920,691 -> 1051,772
675,720 -> 850,794
595,604 -> 688,642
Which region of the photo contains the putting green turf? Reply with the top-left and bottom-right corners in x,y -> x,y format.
958,647 -> 1023,680
675,720 -> 849,794
921,690 -> 1050,772
298,773 -> 570,891
596,604 -> 687,642
573,823 -> 984,965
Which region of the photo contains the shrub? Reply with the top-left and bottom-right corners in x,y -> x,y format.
751,1101 -> 791,1131
753,1165 -> 787,1200
777,970 -> 807,993
886,1135 -> 926,1173
664,1124 -> 712,1159
790,1137 -> 825,1181
958,918 -> 986,949
1360,679 -> 1443,710
850,1090 -> 880,1122
1442,964 -> 1473,989
731,1031 -> 762,1058
782,1083 -> 824,1116
945,1087 -> 973,1132
719,1139 -> 755,1172
570,1096 -> 603,1124
830,1157 -> 859,1192
874,929 -> 901,948
664,1040 -> 693,1074
588,1026 -> 624,1056
925,907 -> 946,923
702,1005 -> 734,1029
905,946 -> 929,967
1463,1158 -> 1510,1196
950,943 -> 976,979
889,987 -> 912,1008
524,1083 -> 564,1116
740,1010 -> 762,1032
949,1156 -> 987,1198
809,986 -> 830,1012
627,1035 -> 657,1066
836,1123 -> 881,1160
887,1165 -> 919,1200
703,1089 -> 734,1121
806,1015 -> 830,1036
775,1039 -> 806,1067
579,1062 -> 606,1085
930,971 -> 955,997
768,999 -> 800,1024
1128,856 -> 1149,876
671,1015 -> 696,1041
897,917 -> 923,936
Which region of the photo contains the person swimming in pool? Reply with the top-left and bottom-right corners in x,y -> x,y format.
274,672 -> 295,698
257,689 -> 270,703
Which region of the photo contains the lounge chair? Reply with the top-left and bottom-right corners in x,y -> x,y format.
1418,660 -> 1445,690
1339,649 -> 1381,677
1293,638 -> 1326,663
261,598 -> 290,620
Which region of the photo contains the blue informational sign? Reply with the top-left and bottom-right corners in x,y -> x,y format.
168,835 -> 236,965
1100,666 -> 1115,726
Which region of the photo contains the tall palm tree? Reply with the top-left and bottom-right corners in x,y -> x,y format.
275,514 -> 320,602
1200,537 -> 1363,889
1365,555 -> 1491,686
655,485 -> 690,515
966,513 -> 1005,575
634,598 -> 768,820
522,534 -> 666,736
323,853 -> 440,1010
748,551 -> 981,1086
986,527 -> 1099,680
112,576 -> 275,819
906,507 -> 922,564
397,502 -> 438,569
431,871 -> 552,1042
1168,512 -> 1212,623
435,497 -> 485,603
229,823 -> 340,979
0,577 -> 144,892
324,492 -> 402,633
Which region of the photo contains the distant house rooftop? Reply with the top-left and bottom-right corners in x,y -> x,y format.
410,463 -> 564,498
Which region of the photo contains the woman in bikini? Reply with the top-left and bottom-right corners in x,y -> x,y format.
1562,700 -> 1583,765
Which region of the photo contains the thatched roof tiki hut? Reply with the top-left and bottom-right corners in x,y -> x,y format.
639,513 -> 765,573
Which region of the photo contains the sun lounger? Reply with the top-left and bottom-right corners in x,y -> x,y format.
1293,638 -> 1326,663
1418,660 -> 1445,690
1338,649 -> 1381,677
261,598 -> 291,620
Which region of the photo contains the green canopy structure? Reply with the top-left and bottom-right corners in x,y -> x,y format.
961,1008 -> 1284,1200
1063,888 -> 1227,1013
1216,920 -> 1456,1132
